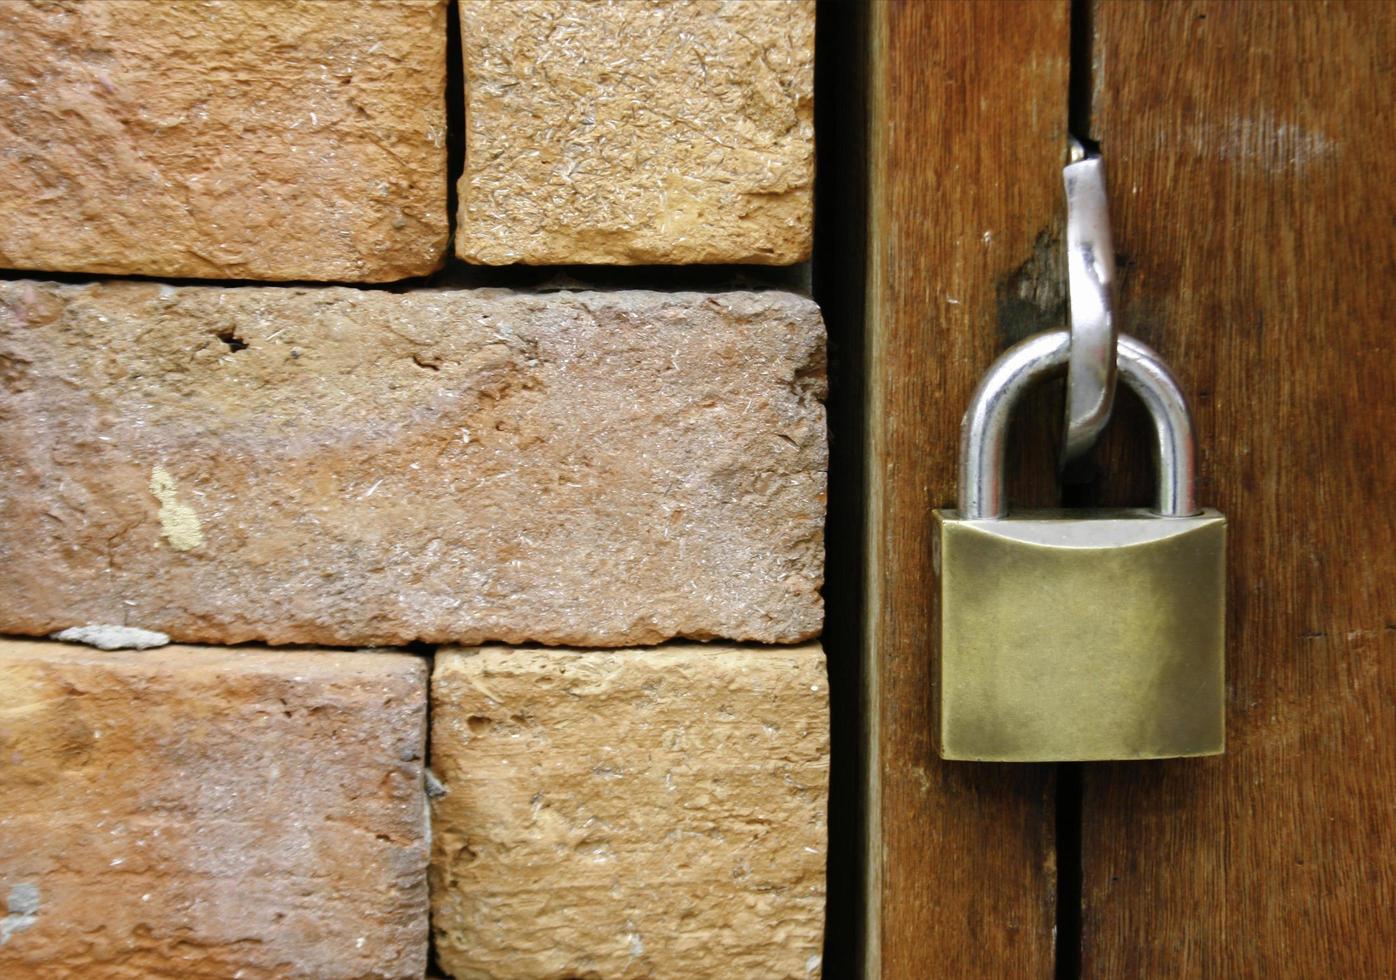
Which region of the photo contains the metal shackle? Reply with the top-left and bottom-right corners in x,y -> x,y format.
957,329 -> 1197,520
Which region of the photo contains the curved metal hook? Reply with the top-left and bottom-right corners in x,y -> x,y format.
958,329 -> 1197,520
1062,141 -> 1119,465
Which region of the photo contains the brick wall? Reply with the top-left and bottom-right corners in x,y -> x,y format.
0,2 -> 825,977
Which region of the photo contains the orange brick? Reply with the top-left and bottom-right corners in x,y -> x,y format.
430,644 -> 829,979
0,281 -> 826,647
0,0 -> 448,281
0,639 -> 429,978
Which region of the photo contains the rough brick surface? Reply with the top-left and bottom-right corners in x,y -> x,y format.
430,644 -> 828,979
0,281 -> 826,647
0,638 -> 429,979
456,0 -> 815,266
0,0 -> 448,282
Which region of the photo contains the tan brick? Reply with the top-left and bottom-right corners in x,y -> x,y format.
456,0 -> 815,266
0,638 -> 429,979
0,281 -> 826,647
429,644 -> 828,979
0,0 -> 448,282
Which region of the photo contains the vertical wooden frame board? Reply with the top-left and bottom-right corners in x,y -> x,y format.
1082,2 -> 1396,974
864,3 -> 1069,976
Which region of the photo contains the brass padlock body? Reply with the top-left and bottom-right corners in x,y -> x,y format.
934,507 -> 1225,762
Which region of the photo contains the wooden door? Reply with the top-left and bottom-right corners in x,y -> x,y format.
856,2 -> 1396,976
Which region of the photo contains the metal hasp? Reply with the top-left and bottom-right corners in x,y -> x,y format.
935,330 -> 1226,762
1062,141 -> 1118,465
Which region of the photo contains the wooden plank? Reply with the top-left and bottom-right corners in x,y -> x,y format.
1081,2 -> 1396,974
864,3 -> 1070,976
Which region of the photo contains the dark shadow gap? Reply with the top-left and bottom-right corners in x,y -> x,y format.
1068,0 -> 1097,149
1058,3 -> 1096,977
444,0 -> 464,255
413,640 -> 445,980
812,0 -> 869,975
1055,763 -> 1083,980
0,261 -> 807,294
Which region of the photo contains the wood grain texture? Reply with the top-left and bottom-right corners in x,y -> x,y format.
864,3 -> 1070,976
1081,2 -> 1396,975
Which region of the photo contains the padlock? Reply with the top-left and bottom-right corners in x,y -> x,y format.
934,329 -> 1225,761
